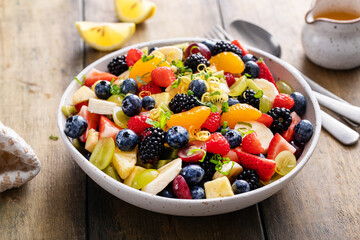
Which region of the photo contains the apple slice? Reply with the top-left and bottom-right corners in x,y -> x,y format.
253,78 -> 279,103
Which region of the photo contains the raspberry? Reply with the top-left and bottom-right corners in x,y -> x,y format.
169,93 -> 201,113
126,48 -> 144,67
107,55 -> 128,76
238,89 -> 260,109
224,72 -> 236,87
151,66 -> 176,88
273,93 -> 295,109
139,127 -> 166,164
127,115 -> 152,135
184,53 -> 210,73
201,112 -> 221,132
211,41 -> 242,57
241,132 -> 264,155
138,82 -> 162,97
206,132 -> 230,155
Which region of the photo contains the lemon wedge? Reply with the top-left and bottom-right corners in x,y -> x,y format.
75,21 -> 135,51
114,0 -> 156,24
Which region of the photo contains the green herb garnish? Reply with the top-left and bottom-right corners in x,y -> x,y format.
49,135 -> 58,141
187,148 -> 207,162
220,121 -> 229,135
258,57 -> 263,63
110,78 -> 123,95
210,154 -> 234,175
245,73 -> 252,78
237,122 -> 252,128
159,112 -> 171,129
221,101 -> 229,113
145,118 -> 161,128
136,75 -> 148,85
171,78 -> 181,88
187,90 -> 194,95
141,54 -> 155,62
254,90 -> 263,98
74,77 -> 84,85
210,91 -> 220,96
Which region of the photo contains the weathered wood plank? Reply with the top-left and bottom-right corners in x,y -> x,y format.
84,0 -> 263,239
220,0 -> 360,239
0,0 -> 86,239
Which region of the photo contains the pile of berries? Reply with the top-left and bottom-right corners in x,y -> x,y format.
63,39 -> 314,200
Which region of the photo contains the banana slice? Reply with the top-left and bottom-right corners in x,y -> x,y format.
142,158 -> 182,195
88,98 -> 116,115
253,78 -> 279,103
151,46 -> 183,64
235,121 -> 274,153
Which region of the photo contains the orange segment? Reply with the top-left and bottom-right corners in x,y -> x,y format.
221,104 -> 262,128
129,56 -> 170,87
167,106 -> 211,130
209,52 -> 245,74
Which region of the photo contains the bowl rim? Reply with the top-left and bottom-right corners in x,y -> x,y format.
57,37 -> 321,206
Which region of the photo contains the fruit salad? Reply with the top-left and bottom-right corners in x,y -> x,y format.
62,39 -> 314,200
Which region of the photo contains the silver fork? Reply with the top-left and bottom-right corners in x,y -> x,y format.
205,25 -> 359,145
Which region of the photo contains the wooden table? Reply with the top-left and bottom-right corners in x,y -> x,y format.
1,0 -> 359,239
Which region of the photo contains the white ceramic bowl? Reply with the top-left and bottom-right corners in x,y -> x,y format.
57,38 -> 321,216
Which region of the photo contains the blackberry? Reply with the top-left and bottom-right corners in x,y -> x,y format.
198,153 -> 216,181
211,41 -> 243,57
139,127 -> 165,164
169,93 -> 201,113
267,107 -> 292,134
107,55 -> 128,76
237,170 -> 259,190
184,53 -> 210,73
238,89 -> 260,109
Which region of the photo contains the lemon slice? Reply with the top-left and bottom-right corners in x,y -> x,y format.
75,21 -> 135,51
114,0 -> 156,24
151,46 -> 183,64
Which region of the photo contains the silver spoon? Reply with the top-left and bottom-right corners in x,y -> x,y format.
216,22 -> 360,145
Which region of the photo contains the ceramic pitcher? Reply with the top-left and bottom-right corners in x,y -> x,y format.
301,0 -> 360,70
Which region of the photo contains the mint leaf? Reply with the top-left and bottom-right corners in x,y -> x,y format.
74,77 -> 84,85
254,90 -> 263,98
141,55 -> 155,62
171,78 -> 181,88
145,118 -> 160,128
187,90 -> 194,96
159,112 -> 171,129
221,102 -> 229,113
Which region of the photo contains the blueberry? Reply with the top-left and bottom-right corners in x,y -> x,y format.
201,39 -> 216,53
242,54 -> 257,63
148,47 -> 158,54
294,119 -> 313,143
243,61 -> 260,78
290,92 -> 307,116
94,81 -> 111,99
290,140 -> 304,159
227,98 -> 240,107
190,186 -> 205,199
115,129 -> 138,151
180,165 -> 205,186
158,186 -> 175,198
257,153 -> 266,159
166,126 -> 189,148
64,115 -> 87,138
232,180 -> 250,194
188,79 -> 207,99
120,78 -> 138,95
223,130 -> 242,148
142,96 -> 155,110
121,94 -> 142,117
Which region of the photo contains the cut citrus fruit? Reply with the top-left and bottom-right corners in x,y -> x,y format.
166,106 -> 211,131
114,0 -> 156,24
151,46 -> 183,64
209,52 -> 245,74
221,103 -> 262,128
128,56 -> 170,87
75,21 -> 135,51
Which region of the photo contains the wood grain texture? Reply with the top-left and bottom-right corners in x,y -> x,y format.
84,1 -> 263,239
220,0 -> 360,239
0,0 -> 86,239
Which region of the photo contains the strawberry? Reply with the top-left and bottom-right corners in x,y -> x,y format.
282,112 -> 301,142
99,116 -> 122,141
231,40 -> 249,56
151,67 -> 176,88
75,101 -> 88,112
256,58 -> 279,91
224,72 -> 236,87
127,115 -> 152,135
267,133 -> 296,160
233,147 -> 276,182
273,93 -> 295,109
206,132 -> 230,155
241,132 -> 264,155
138,82 -> 162,97
84,72 -> 118,87
201,112 -> 221,132
256,113 -> 273,128
126,48 -> 144,67
77,105 -> 100,142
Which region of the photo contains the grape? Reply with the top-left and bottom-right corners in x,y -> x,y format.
259,95 -> 272,113
260,173 -> 282,186
89,137 -> 115,170
112,106 -> 130,128
184,43 -> 212,60
274,150 -> 296,176
103,163 -> 121,181
107,95 -> 124,106
131,169 -> 159,189
276,80 -> 294,95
